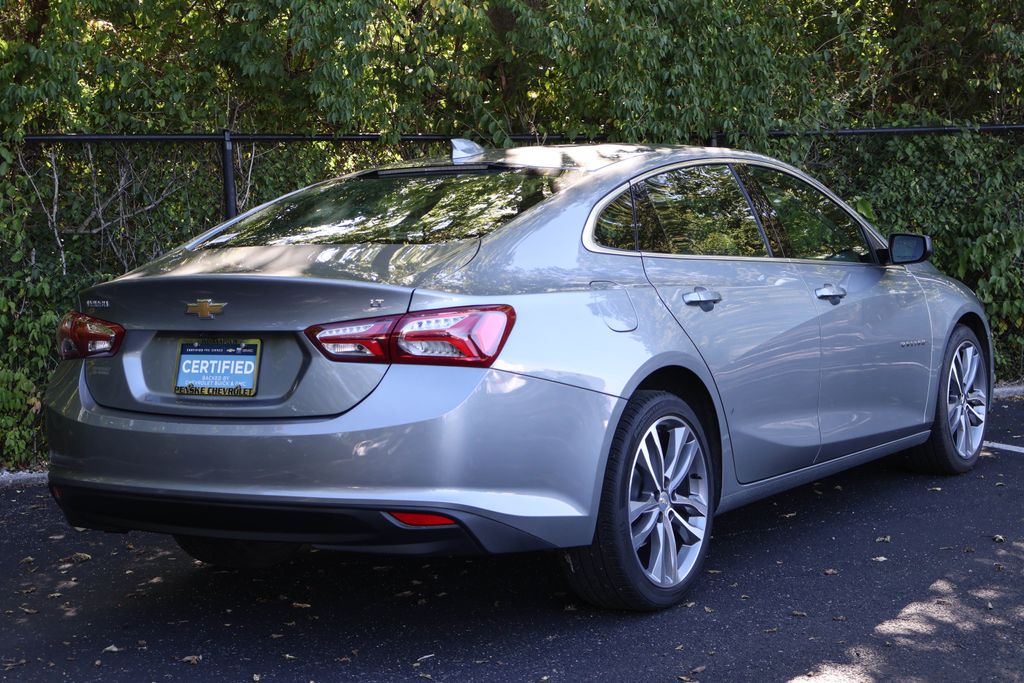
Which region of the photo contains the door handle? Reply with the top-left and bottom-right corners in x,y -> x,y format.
815,283 -> 847,300
682,286 -> 723,305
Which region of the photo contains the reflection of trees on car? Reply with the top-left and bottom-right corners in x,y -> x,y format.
638,165 -> 767,257
200,170 -> 564,248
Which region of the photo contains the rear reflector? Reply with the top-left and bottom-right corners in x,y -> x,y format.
306,305 -> 515,368
57,312 -> 125,359
387,511 -> 458,527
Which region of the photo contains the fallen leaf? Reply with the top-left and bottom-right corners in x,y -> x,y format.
927,487 -> 942,492
102,645 -> 122,653
987,602 -> 994,610
993,535 -> 1005,543
996,482 -> 1006,487
691,665 -> 707,674
740,595 -> 750,600
71,553 -> 92,563
823,568 -> 839,576
181,655 -> 202,665
684,601 -> 696,608
703,606 -> 714,614
18,605 -> 38,615
19,557 -> 34,564
871,556 -> 888,562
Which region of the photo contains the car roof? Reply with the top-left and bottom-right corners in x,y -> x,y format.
381,143 -> 784,175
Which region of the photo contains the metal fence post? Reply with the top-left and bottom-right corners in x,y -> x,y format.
221,129 -> 237,220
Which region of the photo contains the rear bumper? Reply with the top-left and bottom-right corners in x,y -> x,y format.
44,362 -> 623,552
48,479 -> 544,554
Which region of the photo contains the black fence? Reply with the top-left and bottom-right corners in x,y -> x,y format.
23,124 -> 1024,220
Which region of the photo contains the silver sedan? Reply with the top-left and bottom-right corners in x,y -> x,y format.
45,141 -> 992,610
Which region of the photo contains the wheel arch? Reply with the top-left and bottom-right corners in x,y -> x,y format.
955,311 -> 994,389
631,365 -> 724,510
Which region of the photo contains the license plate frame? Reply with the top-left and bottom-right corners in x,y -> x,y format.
173,338 -> 262,397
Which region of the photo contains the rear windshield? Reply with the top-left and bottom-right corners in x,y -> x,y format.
196,167 -> 566,248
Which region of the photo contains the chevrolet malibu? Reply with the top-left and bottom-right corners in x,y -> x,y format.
45,141 -> 992,610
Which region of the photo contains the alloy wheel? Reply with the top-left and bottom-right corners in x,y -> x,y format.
946,341 -> 987,459
627,416 -> 709,588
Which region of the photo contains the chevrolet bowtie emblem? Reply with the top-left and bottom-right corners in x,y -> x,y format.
185,299 -> 227,319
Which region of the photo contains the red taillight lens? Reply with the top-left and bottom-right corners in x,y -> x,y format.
56,312 -> 125,359
387,511 -> 457,527
305,315 -> 399,362
392,305 -> 515,367
305,305 -> 515,368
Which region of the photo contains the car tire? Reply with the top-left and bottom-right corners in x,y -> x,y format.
174,535 -> 303,569
906,325 -> 989,474
562,390 -> 715,611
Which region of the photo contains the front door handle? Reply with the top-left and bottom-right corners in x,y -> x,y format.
815,283 -> 847,300
682,286 -> 723,305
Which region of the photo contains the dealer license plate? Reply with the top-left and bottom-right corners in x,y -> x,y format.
173,339 -> 261,397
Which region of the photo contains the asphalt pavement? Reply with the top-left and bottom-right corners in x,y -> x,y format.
2,399 -> 1022,682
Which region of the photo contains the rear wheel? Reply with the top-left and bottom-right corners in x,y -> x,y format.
907,325 -> 989,474
562,391 -> 715,610
174,535 -> 302,569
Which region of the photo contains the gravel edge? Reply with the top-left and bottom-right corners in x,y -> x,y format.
0,471 -> 48,489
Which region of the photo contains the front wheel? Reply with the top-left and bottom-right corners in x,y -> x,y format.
907,325 -> 989,474
562,391 -> 715,611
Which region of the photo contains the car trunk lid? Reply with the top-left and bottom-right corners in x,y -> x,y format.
77,242 -> 476,419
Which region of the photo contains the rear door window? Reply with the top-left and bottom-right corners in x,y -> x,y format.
196,168 -> 566,248
634,164 -> 767,257
736,165 -> 872,262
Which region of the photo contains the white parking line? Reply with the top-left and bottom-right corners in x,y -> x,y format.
984,441 -> 1024,454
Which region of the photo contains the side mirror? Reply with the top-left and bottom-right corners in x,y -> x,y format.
887,233 -> 933,265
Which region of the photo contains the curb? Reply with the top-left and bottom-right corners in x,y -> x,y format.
994,383 -> 1024,399
0,471 -> 48,489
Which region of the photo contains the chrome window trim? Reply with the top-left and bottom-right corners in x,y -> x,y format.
582,155 -> 889,262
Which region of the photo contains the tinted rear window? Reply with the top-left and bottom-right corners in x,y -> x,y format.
196,168 -> 565,248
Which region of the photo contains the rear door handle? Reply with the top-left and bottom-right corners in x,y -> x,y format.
815,283 -> 847,300
682,286 -> 722,305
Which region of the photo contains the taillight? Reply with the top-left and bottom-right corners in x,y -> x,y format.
391,306 -> 515,366
305,315 -> 399,363
305,305 -> 515,368
56,312 -> 125,359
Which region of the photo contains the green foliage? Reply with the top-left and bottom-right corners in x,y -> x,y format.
1,0 -> 1022,468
